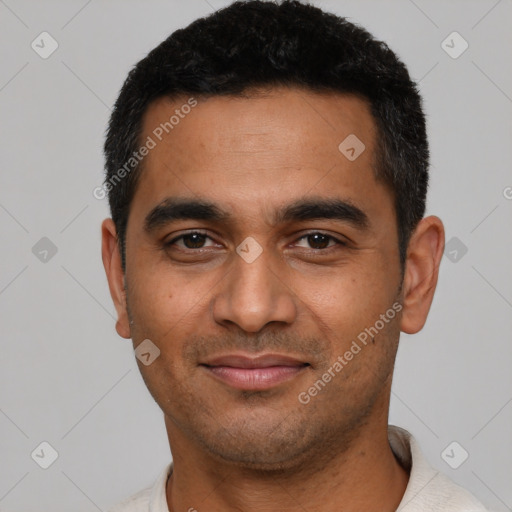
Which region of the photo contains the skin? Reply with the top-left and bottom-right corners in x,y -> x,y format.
102,87 -> 445,512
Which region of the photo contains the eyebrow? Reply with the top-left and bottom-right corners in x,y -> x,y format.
144,195 -> 370,233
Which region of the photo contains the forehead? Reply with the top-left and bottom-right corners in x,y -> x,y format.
142,87 -> 376,163
130,87 -> 390,228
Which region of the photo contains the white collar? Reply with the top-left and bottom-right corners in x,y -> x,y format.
145,425 -> 488,512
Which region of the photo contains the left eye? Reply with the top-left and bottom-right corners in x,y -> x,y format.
294,232 -> 343,250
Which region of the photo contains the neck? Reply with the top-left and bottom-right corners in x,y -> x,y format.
165,416 -> 409,512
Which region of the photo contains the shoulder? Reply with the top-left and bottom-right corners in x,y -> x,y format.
106,463 -> 172,512
389,426 -> 490,512
398,466 -> 490,512
420,472 -> 490,512
107,487 -> 152,512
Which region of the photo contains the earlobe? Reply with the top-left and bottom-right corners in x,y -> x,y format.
101,219 -> 131,339
400,216 -> 445,334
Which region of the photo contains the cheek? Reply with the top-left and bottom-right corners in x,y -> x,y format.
126,268 -> 183,342
127,275 -> 198,399
295,264 -> 397,348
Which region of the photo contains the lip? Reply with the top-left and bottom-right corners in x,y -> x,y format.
201,353 -> 309,391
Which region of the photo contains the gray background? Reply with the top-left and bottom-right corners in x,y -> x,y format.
0,0 -> 511,510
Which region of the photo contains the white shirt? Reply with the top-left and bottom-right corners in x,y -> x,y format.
108,425 -> 489,512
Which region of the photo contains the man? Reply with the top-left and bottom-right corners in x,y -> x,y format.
101,1 -> 489,510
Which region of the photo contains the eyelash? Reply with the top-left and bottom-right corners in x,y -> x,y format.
165,230 -> 347,252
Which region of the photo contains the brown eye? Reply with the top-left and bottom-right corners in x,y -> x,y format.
166,231 -> 217,250
181,233 -> 207,248
306,233 -> 331,249
295,232 -> 344,250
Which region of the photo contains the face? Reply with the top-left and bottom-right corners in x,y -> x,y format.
108,88 -> 408,470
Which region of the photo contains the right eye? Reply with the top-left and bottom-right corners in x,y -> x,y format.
165,231 -> 220,251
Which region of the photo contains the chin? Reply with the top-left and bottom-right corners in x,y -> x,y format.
190,414 -> 323,473
205,442 -> 311,474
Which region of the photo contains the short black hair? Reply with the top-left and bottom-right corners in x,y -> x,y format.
104,0 -> 428,270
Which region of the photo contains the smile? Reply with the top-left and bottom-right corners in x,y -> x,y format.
200,353 -> 309,391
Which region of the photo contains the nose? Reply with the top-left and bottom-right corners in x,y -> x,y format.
212,246 -> 297,333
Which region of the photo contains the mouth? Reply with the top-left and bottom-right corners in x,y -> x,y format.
200,353 -> 310,391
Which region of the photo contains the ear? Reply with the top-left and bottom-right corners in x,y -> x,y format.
400,215 -> 445,334
101,218 -> 131,339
